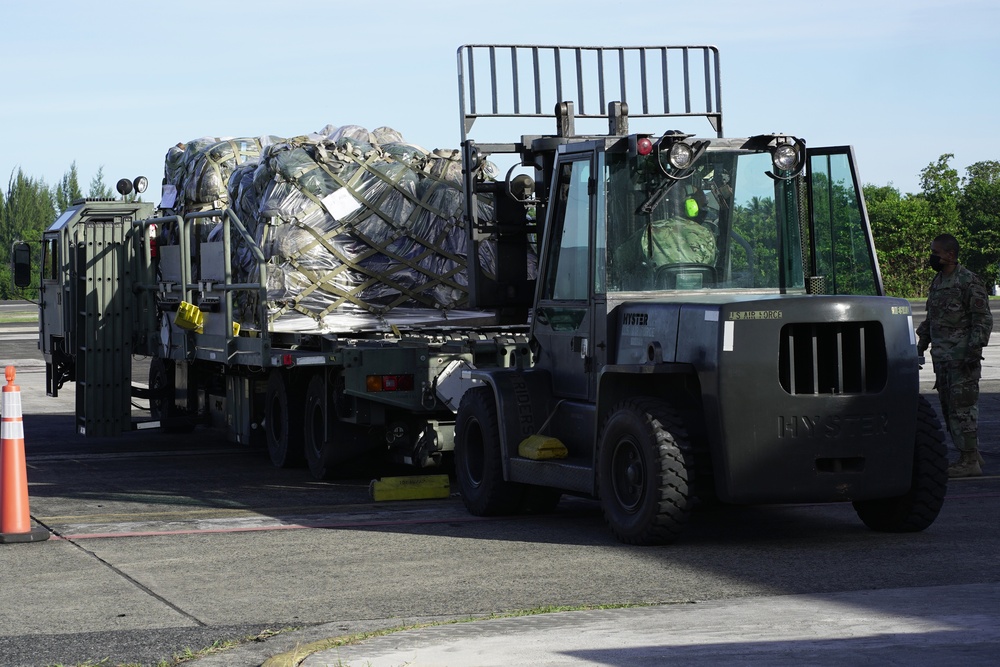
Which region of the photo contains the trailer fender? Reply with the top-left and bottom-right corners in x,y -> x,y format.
466,367 -> 555,470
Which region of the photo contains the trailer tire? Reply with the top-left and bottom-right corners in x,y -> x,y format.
303,373 -> 368,480
149,359 -> 194,433
303,374 -> 334,479
597,398 -> 693,545
454,387 -> 524,515
265,370 -> 304,468
853,395 -> 948,532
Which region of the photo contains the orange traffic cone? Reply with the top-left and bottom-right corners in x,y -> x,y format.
0,366 -> 49,543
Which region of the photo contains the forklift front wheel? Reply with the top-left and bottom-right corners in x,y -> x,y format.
454,387 -> 524,515
597,398 -> 693,545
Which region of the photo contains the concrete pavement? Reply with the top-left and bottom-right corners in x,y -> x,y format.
275,583 -> 1000,667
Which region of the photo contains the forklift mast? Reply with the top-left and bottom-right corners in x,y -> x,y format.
456,44 -> 724,316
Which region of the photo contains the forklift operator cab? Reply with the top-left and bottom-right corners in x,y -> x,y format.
611,186 -> 718,291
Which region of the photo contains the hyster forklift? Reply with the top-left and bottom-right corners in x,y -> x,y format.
452,44 -> 946,544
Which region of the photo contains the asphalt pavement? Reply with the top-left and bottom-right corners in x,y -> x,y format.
1,302 -> 999,667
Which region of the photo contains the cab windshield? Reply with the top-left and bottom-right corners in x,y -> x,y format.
606,148 -> 804,293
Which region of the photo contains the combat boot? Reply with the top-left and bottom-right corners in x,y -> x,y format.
948,450 -> 983,478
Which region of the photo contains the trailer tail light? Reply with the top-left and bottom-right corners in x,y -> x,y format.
366,374 -> 414,392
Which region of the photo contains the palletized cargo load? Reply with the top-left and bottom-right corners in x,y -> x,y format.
161,125 -> 519,334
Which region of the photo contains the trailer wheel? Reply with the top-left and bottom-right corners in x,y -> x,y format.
454,387 -> 524,515
265,370 -> 304,468
149,359 -> 194,433
853,395 -> 948,532
597,398 -> 693,545
303,374 -> 334,479
303,374 -> 367,480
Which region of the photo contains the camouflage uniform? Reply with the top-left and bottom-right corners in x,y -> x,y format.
915,264 -> 993,452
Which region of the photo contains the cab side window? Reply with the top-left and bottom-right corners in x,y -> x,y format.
541,159 -> 591,301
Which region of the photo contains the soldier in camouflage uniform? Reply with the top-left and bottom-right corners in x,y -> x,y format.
916,233 -> 993,477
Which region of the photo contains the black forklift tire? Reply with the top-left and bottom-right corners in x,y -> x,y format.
148,358 -> 195,434
265,370 -> 305,468
853,395 -> 948,532
454,387 -> 524,515
597,398 -> 693,545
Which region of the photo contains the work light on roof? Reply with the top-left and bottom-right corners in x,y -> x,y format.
668,143 -> 694,170
772,144 -> 799,172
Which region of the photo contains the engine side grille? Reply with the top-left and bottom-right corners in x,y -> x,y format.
778,322 -> 887,395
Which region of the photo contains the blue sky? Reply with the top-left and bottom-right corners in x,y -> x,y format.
2,1 -> 997,202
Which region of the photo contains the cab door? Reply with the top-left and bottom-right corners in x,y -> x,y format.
532,145 -> 602,400
806,146 -> 884,296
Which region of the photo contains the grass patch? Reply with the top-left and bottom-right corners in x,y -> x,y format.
0,311 -> 38,324
262,603 -> 659,667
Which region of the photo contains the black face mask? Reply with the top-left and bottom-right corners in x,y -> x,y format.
929,254 -> 945,272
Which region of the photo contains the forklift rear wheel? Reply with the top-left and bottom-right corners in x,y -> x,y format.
265,370 -> 305,468
454,387 -> 524,515
852,395 -> 948,532
598,398 -> 693,545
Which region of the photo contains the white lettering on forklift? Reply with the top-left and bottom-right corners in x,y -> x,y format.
723,320 -> 734,352
730,310 -> 782,320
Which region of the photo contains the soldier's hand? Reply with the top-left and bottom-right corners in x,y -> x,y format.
963,351 -> 983,373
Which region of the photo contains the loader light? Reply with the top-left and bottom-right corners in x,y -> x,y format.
636,137 -> 653,156
772,143 -> 800,172
366,374 -> 415,392
667,142 -> 694,170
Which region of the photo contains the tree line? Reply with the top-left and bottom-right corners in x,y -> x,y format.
865,154 -> 1000,298
0,164 -> 117,299
2,154 -> 998,300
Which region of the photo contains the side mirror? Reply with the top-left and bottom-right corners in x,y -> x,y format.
11,241 -> 31,288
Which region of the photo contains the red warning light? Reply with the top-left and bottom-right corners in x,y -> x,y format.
636,137 -> 653,156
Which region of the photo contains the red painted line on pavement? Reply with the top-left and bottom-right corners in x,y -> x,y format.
51,514 -> 493,540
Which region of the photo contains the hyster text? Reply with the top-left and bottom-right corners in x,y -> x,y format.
777,413 -> 889,439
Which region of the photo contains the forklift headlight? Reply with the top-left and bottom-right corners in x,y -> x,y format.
667,143 -> 694,170
772,143 -> 800,172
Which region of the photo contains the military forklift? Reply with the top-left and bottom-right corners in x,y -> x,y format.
453,44 -> 947,544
